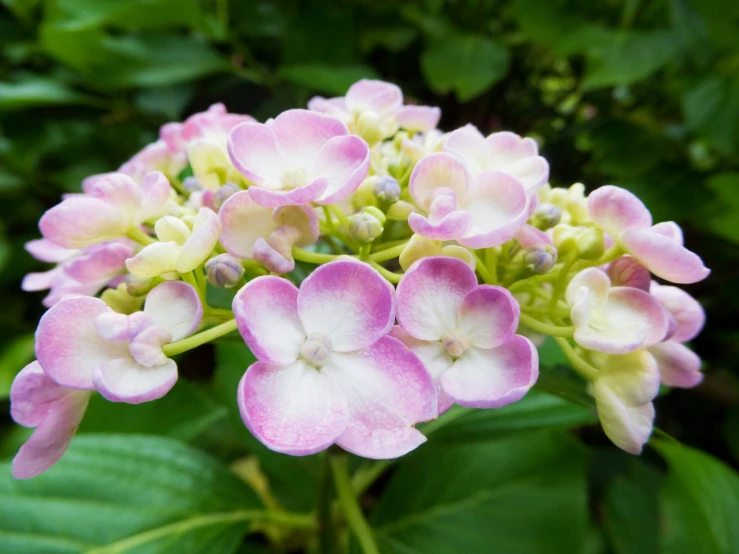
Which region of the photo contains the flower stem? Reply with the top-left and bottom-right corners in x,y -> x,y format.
370,262 -> 403,283
162,319 -> 238,357
368,241 -> 408,262
485,248 -> 498,284
519,313 -> 574,337
330,454 -> 380,554
126,227 -> 156,245
553,337 -> 599,381
328,205 -> 351,228
292,247 -> 340,265
469,250 -> 495,285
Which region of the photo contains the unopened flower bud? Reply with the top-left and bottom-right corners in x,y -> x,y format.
567,183 -> 589,224
552,224 -> 579,259
101,283 -> 143,314
206,254 -> 245,288
386,200 -> 414,221
348,212 -> 384,243
212,183 -> 240,211
372,176 -> 401,204
182,177 -> 202,193
576,227 -> 605,260
364,206 -> 387,224
533,203 -> 561,230
356,112 -> 384,147
523,245 -> 558,274
607,256 -> 650,291
126,275 -> 158,297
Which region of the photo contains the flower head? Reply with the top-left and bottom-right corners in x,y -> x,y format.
232,259 -> 437,458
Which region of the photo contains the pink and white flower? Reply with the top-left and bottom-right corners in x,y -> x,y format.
588,186 -> 710,284
444,124 -> 549,195
227,109 -> 370,207
119,140 -> 187,183
218,190 -> 319,274
566,268 -> 669,354
39,171 -> 171,249
22,239 -> 133,307
407,152 -> 529,248
34,281 -> 202,404
10,361 -> 91,479
395,257 -> 538,413
593,350 -> 660,454
232,260 -> 437,458
126,208 -> 221,277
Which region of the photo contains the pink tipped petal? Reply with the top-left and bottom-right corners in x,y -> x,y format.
84,173 -> 142,219
651,221 -> 684,245
456,171 -> 529,249
93,358 -> 177,404
307,96 -> 350,120
409,153 -> 469,211
594,383 -> 654,455
25,239 -> 78,263
125,241 -> 180,278
218,190 -> 278,259
622,228 -> 710,284
396,105 -> 441,132
139,171 -> 172,221
10,362 -> 70,427
397,256 -> 477,341
650,341 -> 703,388
252,238 -> 295,274
443,124 -> 490,175
607,256 -> 651,292
610,287 -> 670,347
233,276 -> 305,365
238,361 -> 349,456
273,205 -> 320,246
227,122 -> 284,186
650,283 -> 705,342
515,224 -> 553,249
346,80 -> 403,117
65,242 -> 133,283
408,210 -> 472,241
176,208 -> 221,273
11,389 -> 90,479
314,135 -> 371,205
298,260 -> 394,352
327,336 -> 437,459
457,285 -> 520,349
128,325 -> 173,367
441,336 -> 538,408
35,296 -> 129,389
271,109 -> 349,169
39,197 -> 129,249
248,178 -> 328,208
566,268 -> 611,306
508,156 -> 550,194
94,311 -> 153,342
22,268 -> 60,292
587,185 -> 653,239
144,281 -> 202,341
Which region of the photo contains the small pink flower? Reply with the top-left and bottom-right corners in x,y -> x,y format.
395,257 -> 538,413
566,268 -> 668,354
218,190 -> 319,273
232,260 -> 437,458
23,239 -> 133,307
119,140 -> 187,183
227,109 -> 370,207
10,361 -> 91,479
593,350 -> 659,454
126,208 -> 221,277
444,124 -> 549,195
407,152 -> 529,248
35,281 -> 202,404
588,186 -> 710,284
160,103 -> 255,153
40,171 -> 171,249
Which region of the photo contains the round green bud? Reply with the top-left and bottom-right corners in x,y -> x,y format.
577,227 -> 605,260
386,200 -> 414,221
355,112 -> 384,147
348,212 -> 384,243
533,203 -> 561,230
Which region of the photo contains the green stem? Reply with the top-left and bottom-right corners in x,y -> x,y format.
508,272 -> 559,293
548,256 -> 577,310
519,313 -> 574,337
318,452 -> 340,554
359,244 -> 371,261
485,248 -> 498,284
322,206 -> 336,232
368,241 -> 408,262
553,337 -> 599,381
329,205 -> 350,228
331,454 -> 380,554
292,247 -> 340,265
469,250 -> 495,285
370,262 -> 403,283
126,227 -> 156,246
162,319 -> 238,357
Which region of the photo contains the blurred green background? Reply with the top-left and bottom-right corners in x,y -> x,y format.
0,0 -> 738,553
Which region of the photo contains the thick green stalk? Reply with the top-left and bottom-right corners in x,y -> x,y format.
331,454 -> 380,554
162,319 -> 238,357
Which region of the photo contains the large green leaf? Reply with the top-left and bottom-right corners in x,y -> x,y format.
655,440 -> 739,554
704,172 -> 739,243
421,34 -> 510,102
0,77 -> 100,111
47,0 -> 203,31
683,75 -> 739,159
0,333 -> 34,398
371,431 -> 590,554
0,434 -> 263,553
279,64 -> 379,95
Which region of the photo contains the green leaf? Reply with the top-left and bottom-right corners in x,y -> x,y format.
0,334 -> 34,399
654,440 -> 739,554
78,379 -> 227,441
689,0 -> 739,52
427,390 -> 596,443
0,77 -> 100,111
421,34 -> 510,102
0,434 -> 263,553
47,0 -> 204,31
372,431 -> 589,554
279,64 -> 379,95
704,172 -> 739,243
683,75 -> 739,159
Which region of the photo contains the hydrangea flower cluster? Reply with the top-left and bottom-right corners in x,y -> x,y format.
11,80 -> 709,478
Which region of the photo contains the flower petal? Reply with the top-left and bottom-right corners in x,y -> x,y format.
218,190 -> 278,259
64,241 -> 133,283
94,311 -> 153,342
396,256 -> 477,340
408,152 -> 469,211
649,283 -> 705,342
307,96 -> 350,121
457,285 -> 520,349
10,361 -> 71,427
271,109 -> 349,169
93,357 -> 177,404
314,135 -> 371,205
233,276 -> 305,365
248,177 -> 328,208
650,341 -> 703,388
326,335 -> 437,459
598,350 -> 661,407
227,122 -> 284,186
587,185 -> 652,239
566,268 -> 610,306
139,171 -> 172,221
298,260 -> 394,352
594,382 -> 654,455
408,210 -> 472,241
622,228 -> 710,284
125,241 -> 180,278
25,239 -> 78,263
39,197 -> 129,249
144,281 -> 203,341
651,221 -> 683,245
128,325 -> 173,367
440,336 -> 538,408
35,296 -> 129,389
443,124 -> 490,175
176,208 -> 221,273
238,360 -> 349,456
345,80 -> 403,117
396,105 -> 441,132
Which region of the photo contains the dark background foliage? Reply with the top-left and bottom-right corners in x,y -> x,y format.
0,1 -> 738,553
